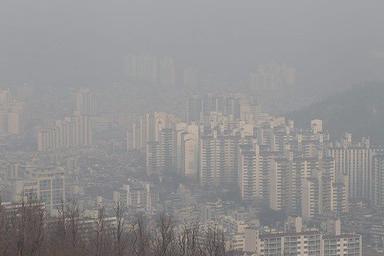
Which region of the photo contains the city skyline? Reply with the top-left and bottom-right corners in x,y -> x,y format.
1,1 -> 384,255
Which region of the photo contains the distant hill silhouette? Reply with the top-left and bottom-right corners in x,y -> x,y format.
288,83 -> 384,145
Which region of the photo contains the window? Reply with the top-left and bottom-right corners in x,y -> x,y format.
52,177 -> 63,189
39,180 -> 51,190
40,191 -> 51,204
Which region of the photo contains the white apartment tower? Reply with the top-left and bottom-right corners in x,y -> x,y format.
330,139 -> 373,201
37,113 -> 92,151
239,143 -> 262,202
200,129 -> 240,187
75,88 -> 96,116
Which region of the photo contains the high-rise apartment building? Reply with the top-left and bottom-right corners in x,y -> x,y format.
186,96 -> 203,122
130,112 -> 179,153
158,56 -> 176,86
323,233 -> 362,256
311,119 -> 323,134
146,141 -> 161,175
269,157 -> 290,211
186,94 -> 242,123
14,168 -> 65,216
113,180 -> 157,212
244,229 -> 362,256
239,143 -> 262,202
75,88 -> 96,116
0,88 -> 24,135
130,95 -> 380,222
37,113 -> 92,151
158,127 -> 177,173
200,128 -> 240,187
124,54 -> 177,86
372,154 -> 384,208
301,177 -> 320,219
180,124 -> 200,179
124,54 -> 158,84
329,137 -> 374,201
131,112 -> 179,175
235,118 -> 346,217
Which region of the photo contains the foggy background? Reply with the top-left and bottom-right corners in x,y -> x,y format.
1,3 -> 384,255
1,0 -> 384,87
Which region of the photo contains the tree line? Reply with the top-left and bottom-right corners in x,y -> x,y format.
0,200 -> 230,256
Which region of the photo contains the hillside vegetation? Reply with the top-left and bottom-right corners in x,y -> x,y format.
289,83 -> 384,144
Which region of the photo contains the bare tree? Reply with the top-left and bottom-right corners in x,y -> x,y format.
92,207 -> 106,256
152,213 -> 176,256
66,199 -> 84,255
26,201 -> 46,256
176,222 -> 203,256
0,199 -> 16,256
48,199 -> 86,256
113,202 -> 128,256
131,215 -> 150,256
203,225 -> 226,256
46,201 -> 67,256
6,200 -> 47,256
0,200 -> 228,256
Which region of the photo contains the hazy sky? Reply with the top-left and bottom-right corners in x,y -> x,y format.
1,0 -> 384,90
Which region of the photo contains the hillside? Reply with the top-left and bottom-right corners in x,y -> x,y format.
288,83 -> 384,144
